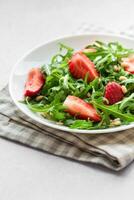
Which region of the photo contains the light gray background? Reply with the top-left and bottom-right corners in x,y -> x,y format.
1,0 -> 134,199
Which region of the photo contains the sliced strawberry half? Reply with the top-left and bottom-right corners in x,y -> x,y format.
104,82 -> 124,105
24,68 -> 45,97
121,56 -> 134,74
69,52 -> 99,82
63,95 -> 101,122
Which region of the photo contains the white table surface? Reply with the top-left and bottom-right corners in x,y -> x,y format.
1,0 -> 134,199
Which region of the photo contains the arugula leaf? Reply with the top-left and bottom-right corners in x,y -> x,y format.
65,119 -> 93,129
119,93 -> 134,113
93,98 -> 134,122
121,79 -> 134,85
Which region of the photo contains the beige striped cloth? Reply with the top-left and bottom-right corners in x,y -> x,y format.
0,87 -> 134,171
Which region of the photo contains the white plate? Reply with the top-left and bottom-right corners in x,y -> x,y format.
9,33 -> 134,134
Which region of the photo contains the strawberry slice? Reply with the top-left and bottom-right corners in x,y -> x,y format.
63,95 -> 101,122
24,68 -> 45,97
104,82 -> 124,105
69,52 -> 99,82
121,56 -> 134,74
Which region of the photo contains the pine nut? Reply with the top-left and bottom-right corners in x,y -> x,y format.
119,76 -> 127,81
121,85 -> 127,94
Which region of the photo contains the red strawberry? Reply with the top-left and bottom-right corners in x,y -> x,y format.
63,95 -> 101,122
24,68 -> 45,97
121,56 -> 134,74
69,52 -> 99,82
104,82 -> 124,105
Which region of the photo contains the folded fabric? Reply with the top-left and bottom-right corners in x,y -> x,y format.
0,87 -> 134,171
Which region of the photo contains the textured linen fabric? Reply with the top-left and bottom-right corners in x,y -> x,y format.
0,87 -> 134,171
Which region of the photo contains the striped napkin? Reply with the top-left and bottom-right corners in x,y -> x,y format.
1,87 -> 134,171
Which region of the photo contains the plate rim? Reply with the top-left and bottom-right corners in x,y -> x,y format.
9,33 -> 134,134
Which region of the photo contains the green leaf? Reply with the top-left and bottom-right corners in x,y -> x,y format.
121,79 -> 134,84
119,93 -> 134,112
93,98 -> 134,122
69,120 -> 93,129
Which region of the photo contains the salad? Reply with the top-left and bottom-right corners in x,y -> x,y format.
23,41 -> 134,130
